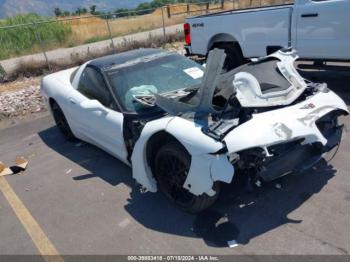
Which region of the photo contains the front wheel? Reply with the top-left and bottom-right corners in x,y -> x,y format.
51,101 -> 76,141
154,142 -> 220,213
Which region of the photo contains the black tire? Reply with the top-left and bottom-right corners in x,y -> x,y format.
212,43 -> 245,72
154,142 -> 220,213
51,101 -> 76,141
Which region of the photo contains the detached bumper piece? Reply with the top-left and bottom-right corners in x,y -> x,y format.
257,125 -> 343,182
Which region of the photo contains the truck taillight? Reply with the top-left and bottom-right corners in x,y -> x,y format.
184,23 -> 191,45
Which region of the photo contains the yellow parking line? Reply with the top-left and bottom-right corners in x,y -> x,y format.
0,177 -> 64,262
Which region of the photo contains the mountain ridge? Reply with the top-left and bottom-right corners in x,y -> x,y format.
0,0 -> 151,18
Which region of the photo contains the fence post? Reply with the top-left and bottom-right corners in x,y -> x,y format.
161,7 -> 167,43
32,22 -> 51,71
206,2 -> 209,14
167,5 -> 171,19
187,4 -> 190,14
221,0 -> 224,9
105,15 -> 116,53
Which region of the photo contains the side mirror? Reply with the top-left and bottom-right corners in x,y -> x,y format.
80,100 -> 108,114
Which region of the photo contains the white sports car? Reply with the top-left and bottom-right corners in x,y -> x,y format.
41,48 -> 348,213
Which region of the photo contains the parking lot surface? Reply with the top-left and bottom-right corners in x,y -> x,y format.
0,68 -> 350,255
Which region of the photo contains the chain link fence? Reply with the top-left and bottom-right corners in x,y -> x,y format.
0,0 -> 293,79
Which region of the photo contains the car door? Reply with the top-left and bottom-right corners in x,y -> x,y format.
67,66 -> 129,164
295,0 -> 350,60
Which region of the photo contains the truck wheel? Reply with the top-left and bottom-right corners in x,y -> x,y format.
154,141 -> 220,213
213,43 -> 244,72
52,102 -> 76,141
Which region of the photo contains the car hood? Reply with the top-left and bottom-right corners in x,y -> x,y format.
223,90 -> 348,154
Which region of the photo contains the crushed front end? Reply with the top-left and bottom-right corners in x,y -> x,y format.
233,110 -> 345,183
153,48 -> 348,194
222,87 -> 348,183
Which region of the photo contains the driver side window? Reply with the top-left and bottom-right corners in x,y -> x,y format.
77,67 -> 113,108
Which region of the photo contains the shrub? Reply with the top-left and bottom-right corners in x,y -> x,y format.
0,13 -> 72,60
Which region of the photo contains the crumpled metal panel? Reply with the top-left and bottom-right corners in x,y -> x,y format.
154,48 -> 226,115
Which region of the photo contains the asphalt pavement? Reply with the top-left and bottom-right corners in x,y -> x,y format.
0,67 -> 350,255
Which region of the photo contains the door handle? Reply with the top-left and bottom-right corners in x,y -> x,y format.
69,98 -> 77,104
301,13 -> 318,18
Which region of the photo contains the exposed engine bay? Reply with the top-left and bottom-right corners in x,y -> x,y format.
126,48 -> 344,143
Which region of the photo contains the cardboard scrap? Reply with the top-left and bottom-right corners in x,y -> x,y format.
0,156 -> 28,177
15,156 -> 28,169
0,162 -> 13,177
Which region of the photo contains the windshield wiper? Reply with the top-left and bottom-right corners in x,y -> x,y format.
132,95 -> 156,107
132,86 -> 199,108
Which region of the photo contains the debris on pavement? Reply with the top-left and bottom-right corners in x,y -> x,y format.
0,162 -> 13,177
227,239 -> 238,248
15,156 -> 28,169
0,156 -> 28,177
118,218 -> 131,228
255,180 -> 262,187
239,201 -> 255,209
275,183 -> 282,189
75,142 -> 85,147
65,168 -> 72,174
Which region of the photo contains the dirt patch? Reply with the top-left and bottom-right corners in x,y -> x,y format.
0,77 -> 41,93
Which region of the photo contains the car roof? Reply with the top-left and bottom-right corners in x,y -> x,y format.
88,48 -> 166,70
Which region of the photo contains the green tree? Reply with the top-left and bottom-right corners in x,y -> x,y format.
115,8 -> 130,17
54,7 -> 62,17
75,7 -> 87,15
75,7 -> 82,15
89,5 -> 97,14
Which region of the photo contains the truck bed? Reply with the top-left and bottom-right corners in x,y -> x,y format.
187,4 -> 293,20
186,4 -> 293,58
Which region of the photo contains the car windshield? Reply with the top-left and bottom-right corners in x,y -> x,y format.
105,53 -> 204,112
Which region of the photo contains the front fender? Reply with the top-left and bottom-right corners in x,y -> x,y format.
131,117 -> 173,192
165,116 -> 224,155
166,117 -> 234,196
183,154 -> 234,196
131,116 -> 235,196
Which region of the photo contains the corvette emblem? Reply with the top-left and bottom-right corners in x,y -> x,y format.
300,103 -> 316,109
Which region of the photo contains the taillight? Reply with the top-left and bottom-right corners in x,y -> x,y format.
184,23 -> 191,45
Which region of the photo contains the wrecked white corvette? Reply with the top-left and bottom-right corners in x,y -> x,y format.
41,48 -> 348,213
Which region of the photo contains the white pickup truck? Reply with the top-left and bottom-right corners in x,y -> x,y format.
184,0 -> 350,70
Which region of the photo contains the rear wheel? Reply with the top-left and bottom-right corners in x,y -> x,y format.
154,142 -> 220,213
51,101 -> 76,141
212,42 -> 245,72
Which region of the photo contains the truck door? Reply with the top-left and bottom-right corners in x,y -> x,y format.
295,0 -> 350,60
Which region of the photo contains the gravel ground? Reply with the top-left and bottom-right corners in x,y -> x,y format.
0,83 -> 46,119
